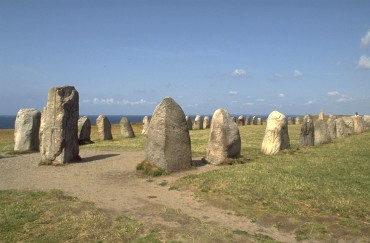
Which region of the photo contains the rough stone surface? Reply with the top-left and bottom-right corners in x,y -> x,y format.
14,108 -> 41,152
237,115 -> 245,126
261,111 -> 290,155
314,119 -> 331,145
352,115 -> 365,134
206,109 -> 241,165
141,116 -> 150,135
185,116 -> 192,131
299,115 -> 314,147
287,117 -> 294,125
39,86 -> 80,165
96,115 -> 113,140
326,115 -> 337,140
145,97 -> 192,173
342,117 -> 354,135
318,109 -> 324,120
203,116 -> 210,129
364,115 -> 370,130
335,118 -> 349,138
257,118 -> 262,125
120,117 -> 135,138
78,116 -> 92,144
251,116 -> 257,125
193,115 -> 203,130
295,117 -> 301,125
245,117 -> 250,125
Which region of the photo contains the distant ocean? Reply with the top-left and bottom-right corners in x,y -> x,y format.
0,114 -> 275,129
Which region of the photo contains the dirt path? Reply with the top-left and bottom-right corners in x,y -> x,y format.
0,150 -> 297,242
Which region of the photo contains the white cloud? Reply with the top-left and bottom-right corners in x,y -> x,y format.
305,100 -> 316,105
228,91 -> 238,95
293,70 -> 303,78
327,91 -> 340,96
232,69 -> 247,78
85,98 -> 156,106
278,93 -> 285,98
257,98 -> 265,102
357,55 -> 370,70
337,97 -> 351,103
243,102 -> 254,106
361,28 -> 370,48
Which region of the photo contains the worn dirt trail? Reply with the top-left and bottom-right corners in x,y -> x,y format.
0,150 -> 297,242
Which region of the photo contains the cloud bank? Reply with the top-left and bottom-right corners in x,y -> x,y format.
361,28 -> 370,48
357,55 -> 370,70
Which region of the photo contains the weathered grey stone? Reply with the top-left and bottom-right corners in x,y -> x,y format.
251,116 -> 256,125
193,115 -> 203,130
39,86 -> 80,165
352,115 -> 365,134
237,115 -> 245,126
14,108 -> 41,152
299,114 -> 314,147
318,109 -> 324,120
261,111 -> 290,155
96,115 -> 113,140
295,117 -> 301,125
326,115 -> 337,140
314,119 -> 331,145
335,118 -> 349,138
145,97 -> 192,173
257,117 -> 262,125
245,117 -> 250,125
120,117 -> 135,138
232,117 -> 237,123
342,117 -> 354,135
142,116 -> 150,135
287,117 -> 294,125
206,109 -> 241,165
364,115 -> 370,131
203,116 -> 210,129
78,116 -> 92,144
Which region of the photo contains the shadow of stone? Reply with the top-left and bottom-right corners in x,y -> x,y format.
191,159 -> 208,167
79,154 -> 120,163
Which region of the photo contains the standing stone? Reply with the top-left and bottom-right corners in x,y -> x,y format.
237,115 -> 245,126
352,115 -> 365,134
203,116 -> 210,129
363,115 -> 370,130
185,116 -> 193,131
314,119 -> 331,145
299,114 -> 314,147
295,117 -> 301,125
206,109 -> 241,165
96,115 -> 113,140
39,86 -> 80,165
78,116 -> 92,144
251,116 -> 257,125
145,97 -> 192,173
14,108 -> 41,152
287,117 -> 294,125
326,115 -> 337,140
120,117 -> 135,138
232,117 -> 237,123
245,117 -> 250,125
142,116 -> 150,135
342,117 -> 354,135
335,118 -> 349,138
257,117 -> 262,125
318,109 -> 324,120
193,115 -> 203,130
261,111 -> 290,155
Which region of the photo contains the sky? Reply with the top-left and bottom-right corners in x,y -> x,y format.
1,0 -> 370,116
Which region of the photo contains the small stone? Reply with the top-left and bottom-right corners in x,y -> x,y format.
78,116 -> 92,144
14,108 -> 41,152
314,119 -> 331,145
352,115 -> 365,134
299,114 -> 314,147
142,116 -> 150,135
326,115 -> 337,140
203,116 -> 210,129
237,115 -> 245,126
193,115 -> 203,130
335,118 -> 349,139
96,115 -> 113,140
120,117 -> 135,138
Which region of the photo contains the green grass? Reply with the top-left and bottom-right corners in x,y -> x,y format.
176,125 -> 370,241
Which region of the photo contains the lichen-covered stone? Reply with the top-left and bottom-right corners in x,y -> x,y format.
78,116 -> 92,144
120,117 -> 135,138
299,115 -> 314,147
314,119 -> 331,145
96,115 -> 113,140
14,108 -> 41,152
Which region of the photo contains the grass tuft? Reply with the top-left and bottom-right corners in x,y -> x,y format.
136,161 -> 166,177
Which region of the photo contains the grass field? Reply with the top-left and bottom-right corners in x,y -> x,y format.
1,122 -> 369,242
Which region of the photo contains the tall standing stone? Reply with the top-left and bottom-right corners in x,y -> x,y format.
287,117 -> 294,125
299,114 -> 314,147
120,117 -> 135,138
193,115 -> 203,130
78,116 -> 92,144
295,117 -> 301,125
326,115 -> 337,140
145,97 -> 192,173
185,116 -> 193,131
363,115 -> 370,131
352,115 -> 365,134
251,116 -> 256,125
39,86 -> 80,165
96,115 -> 113,140
335,118 -> 349,138
318,109 -> 324,120
206,109 -> 241,165
314,119 -> 331,145
237,115 -> 245,126
257,117 -> 262,125
261,111 -> 290,155
14,108 -> 41,152
245,117 -> 250,125
203,116 -> 211,129
342,117 -> 354,135
142,116 -> 150,135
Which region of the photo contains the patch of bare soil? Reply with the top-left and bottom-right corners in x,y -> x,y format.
0,149 -> 296,242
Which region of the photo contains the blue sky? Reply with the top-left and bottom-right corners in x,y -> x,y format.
1,0 -> 370,116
